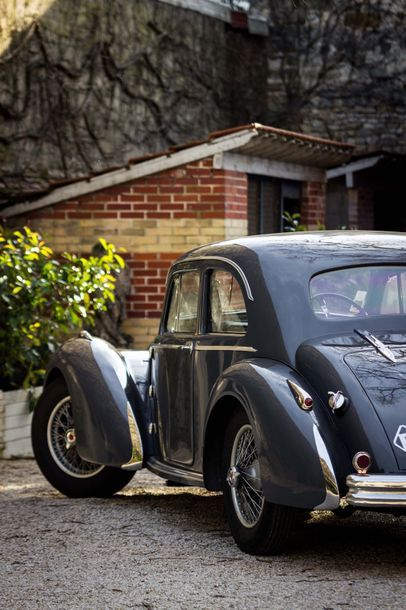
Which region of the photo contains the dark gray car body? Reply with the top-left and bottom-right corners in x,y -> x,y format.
45,231 -> 406,511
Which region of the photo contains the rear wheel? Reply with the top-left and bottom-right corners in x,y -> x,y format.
223,410 -> 298,555
32,378 -> 135,497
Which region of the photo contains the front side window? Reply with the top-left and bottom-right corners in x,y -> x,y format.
165,271 -> 200,333
209,270 -> 247,333
310,266 -> 406,320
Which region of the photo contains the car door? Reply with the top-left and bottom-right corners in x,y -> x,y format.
152,269 -> 200,466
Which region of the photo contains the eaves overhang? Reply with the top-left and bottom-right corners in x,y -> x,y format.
326,151 -> 406,188
1,123 -> 354,219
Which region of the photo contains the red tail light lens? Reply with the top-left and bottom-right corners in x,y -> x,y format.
352,451 -> 371,474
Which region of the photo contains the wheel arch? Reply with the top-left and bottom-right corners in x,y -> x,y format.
202,358 -> 344,509
203,394 -> 248,491
44,366 -> 65,388
41,337 -> 147,469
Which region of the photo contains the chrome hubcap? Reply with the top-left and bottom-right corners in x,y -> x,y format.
65,428 -> 76,449
227,466 -> 241,488
229,424 -> 265,528
47,396 -> 104,479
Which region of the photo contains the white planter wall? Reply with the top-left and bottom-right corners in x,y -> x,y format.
0,387 -> 42,458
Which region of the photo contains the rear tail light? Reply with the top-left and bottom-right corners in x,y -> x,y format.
287,380 -> 313,411
352,451 -> 371,475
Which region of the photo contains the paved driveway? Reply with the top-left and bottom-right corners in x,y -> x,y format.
1,459 -> 405,609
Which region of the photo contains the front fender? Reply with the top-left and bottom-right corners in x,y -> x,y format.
45,336 -> 149,469
206,358 -> 349,509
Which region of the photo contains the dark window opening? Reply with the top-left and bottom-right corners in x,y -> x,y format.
248,176 -> 301,234
281,181 -> 301,231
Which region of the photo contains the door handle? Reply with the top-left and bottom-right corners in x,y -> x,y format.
181,341 -> 194,353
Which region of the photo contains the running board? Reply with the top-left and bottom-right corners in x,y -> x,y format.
147,457 -> 205,487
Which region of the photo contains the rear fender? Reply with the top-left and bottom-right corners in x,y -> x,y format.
206,359 -> 349,509
45,336 -> 150,469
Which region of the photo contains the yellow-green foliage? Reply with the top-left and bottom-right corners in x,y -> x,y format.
0,225 -> 125,390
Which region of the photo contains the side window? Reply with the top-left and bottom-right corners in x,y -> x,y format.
165,271 -> 200,333
166,275 -> 180,332
209,270 -> 247,334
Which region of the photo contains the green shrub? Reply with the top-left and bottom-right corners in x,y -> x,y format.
282,211 -> 325,232
0,226 -> 125,391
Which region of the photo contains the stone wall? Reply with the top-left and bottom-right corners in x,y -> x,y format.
265,1 -> 405,153
0,0 -> 268,204
2,1 -> 405,207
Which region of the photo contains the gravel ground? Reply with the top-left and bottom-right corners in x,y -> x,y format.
1,459 -> 406,610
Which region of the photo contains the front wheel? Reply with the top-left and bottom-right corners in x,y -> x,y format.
223,410 -> 298,555
32,378 -> 135,497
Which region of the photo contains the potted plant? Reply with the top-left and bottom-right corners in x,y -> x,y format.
0,225 -> 125,457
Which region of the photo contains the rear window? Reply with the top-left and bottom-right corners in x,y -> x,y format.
310,266 -> 406,320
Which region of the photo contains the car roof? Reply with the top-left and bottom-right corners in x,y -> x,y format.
178,231 -> 406,273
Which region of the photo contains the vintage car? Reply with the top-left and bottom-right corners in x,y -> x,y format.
32,231 -> 406,555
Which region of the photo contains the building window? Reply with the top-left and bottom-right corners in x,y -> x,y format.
248,176 -> 301,234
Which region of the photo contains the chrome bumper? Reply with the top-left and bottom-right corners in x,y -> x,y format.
346,474 -> 406,507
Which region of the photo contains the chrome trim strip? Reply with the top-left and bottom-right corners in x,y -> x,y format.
184,255 -> 254,301
147,457 -> 204,486
312,425 -> 340,510
121,403 -> 143,470
195,344 -> 257,352
153,344 -> 183,350
346,473 -> 406,507
153,343 -> 257,353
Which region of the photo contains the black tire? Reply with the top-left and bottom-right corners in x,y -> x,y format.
31,378 -> 135,497
222,409 -> 298,555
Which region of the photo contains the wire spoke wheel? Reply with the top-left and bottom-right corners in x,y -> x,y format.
47,396 -> 104,479
32,379 -> 135,497
223,411 -> 298,555
228,424 -> 265,528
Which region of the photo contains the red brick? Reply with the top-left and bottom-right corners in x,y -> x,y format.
67,212 -> 92,219
93,212 -> 119,218
137,253 -> 162,261
80,202 -> 106,210
107,203 -> 132,210
138,185 -> 160,194
200,195 -> 225,204
147,212 -> 171,219
198,177 -> 226,186
148,294 -> 165,303
159,252 -> 182,260
128,260 -> 146,268
147,277 -> 167,285
173,194 -> 200,203
173,211 -> 198,219
160,203 -> 185,211
121,194 -> 145,202
159,186 -> 185,194
120,212 -> 144,218
137,285 -> 159,293
186,186 -> 212,193
133,302 -> 161,310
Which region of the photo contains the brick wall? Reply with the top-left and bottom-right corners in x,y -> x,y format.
345,186 -> 374,230
301,181 -> 326,229
12,158 -> 248,347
